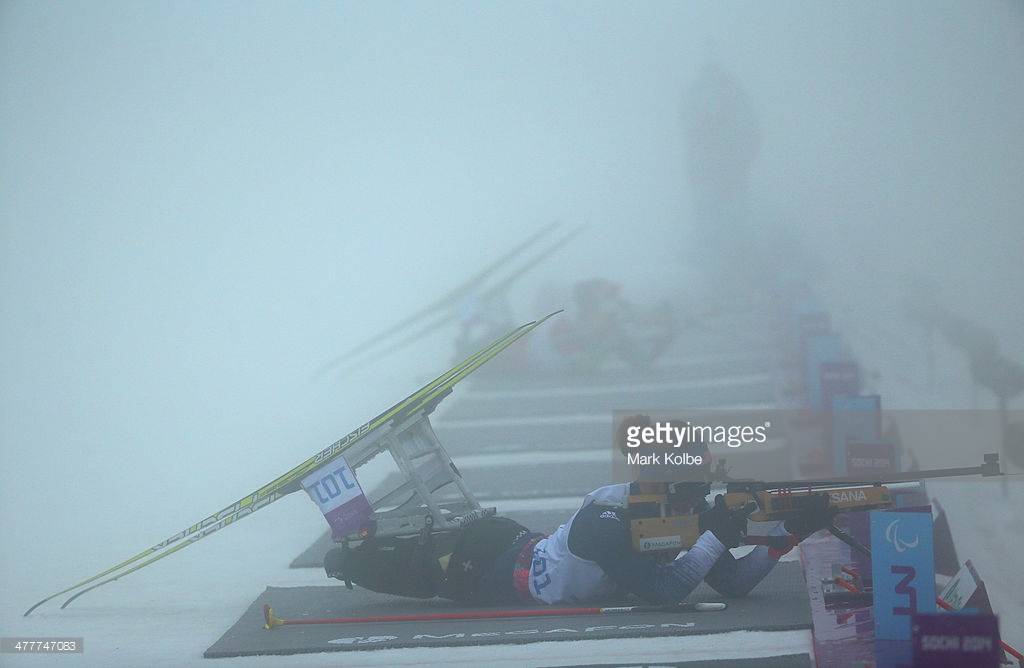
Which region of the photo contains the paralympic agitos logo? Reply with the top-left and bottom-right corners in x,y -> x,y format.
885,518 -> 920,553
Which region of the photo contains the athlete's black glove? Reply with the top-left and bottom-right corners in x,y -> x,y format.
784,494 -> 839,540
699,494 -> 755,549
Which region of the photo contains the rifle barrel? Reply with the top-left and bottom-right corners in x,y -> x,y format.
721,453 -> 1001,491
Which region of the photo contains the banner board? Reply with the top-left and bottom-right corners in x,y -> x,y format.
820,361 -> 860,410
804,334 -> 843,409
831,395 -> 881,476
871,511 -> 936,641
301,456 -> 373,540
912,613 -> 1001,668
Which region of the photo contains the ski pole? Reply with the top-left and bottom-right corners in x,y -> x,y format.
262,601 -> 726,629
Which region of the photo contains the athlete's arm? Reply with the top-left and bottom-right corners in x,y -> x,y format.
567,504 -> 727,604
703,522 -> 790,597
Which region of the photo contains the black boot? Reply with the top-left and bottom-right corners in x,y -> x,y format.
324,533 -> 452,599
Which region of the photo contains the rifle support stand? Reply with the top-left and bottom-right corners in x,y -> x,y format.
829,524 -> 871,557
335,407 -> 495,544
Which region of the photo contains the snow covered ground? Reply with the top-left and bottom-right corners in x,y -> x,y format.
0,487 -> 812,667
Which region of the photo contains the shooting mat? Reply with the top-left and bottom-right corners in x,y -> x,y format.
204,561 -> 810,657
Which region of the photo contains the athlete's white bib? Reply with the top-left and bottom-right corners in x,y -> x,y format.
528,483 -> 630,604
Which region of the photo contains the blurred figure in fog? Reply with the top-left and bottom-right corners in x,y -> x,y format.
686,60 -> 761,238
549,279 -> 675,372
684,60 -> 823,304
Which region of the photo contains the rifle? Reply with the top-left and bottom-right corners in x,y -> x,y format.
628,453 -> 1002,557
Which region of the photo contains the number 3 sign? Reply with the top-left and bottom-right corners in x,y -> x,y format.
871,511 -> 937,640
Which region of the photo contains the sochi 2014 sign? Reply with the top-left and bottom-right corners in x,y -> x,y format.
913,613 -> 1001,667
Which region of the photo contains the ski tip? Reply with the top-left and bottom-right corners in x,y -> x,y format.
263,603 -> 283,630
23,600 -> 44,617
693,602 -> 727,612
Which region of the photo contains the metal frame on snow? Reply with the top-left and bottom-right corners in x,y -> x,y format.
337,408 -> 494,543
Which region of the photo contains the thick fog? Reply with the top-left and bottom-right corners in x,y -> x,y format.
2,0 -> 1022,626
